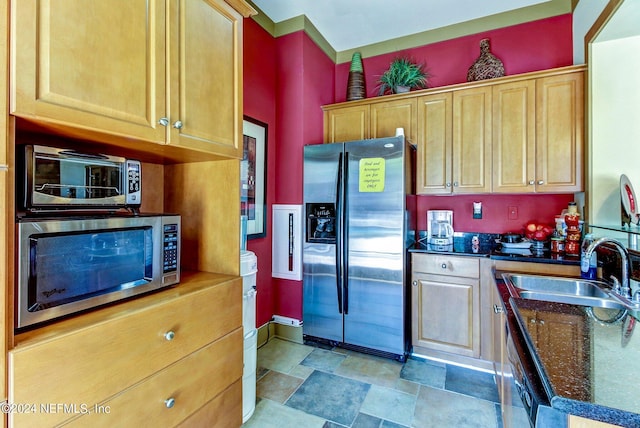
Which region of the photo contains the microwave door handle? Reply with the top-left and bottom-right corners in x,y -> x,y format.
57,150 -> 109,160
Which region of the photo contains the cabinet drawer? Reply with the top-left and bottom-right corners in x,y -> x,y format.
63,329 -> 243,427
9,278 -> 241,427
412,253 -> 480,278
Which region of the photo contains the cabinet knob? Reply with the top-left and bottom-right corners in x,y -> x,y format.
493,304 -> 503,314
446,182 -> 451,188
537,180 -> 544,185
528,180 -> 535,185
173,120 -> 184,129
412,280 -> 418,286
158,117 -> 169,126
441,263 -> 447,269
453,181 -> 459,187
165,398 -> 175,409
164,331 -> 175,341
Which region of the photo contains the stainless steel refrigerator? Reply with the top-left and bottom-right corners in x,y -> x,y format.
303,136 -> 412,361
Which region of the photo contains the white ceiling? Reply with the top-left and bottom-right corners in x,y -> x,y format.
252,0 -> 553,52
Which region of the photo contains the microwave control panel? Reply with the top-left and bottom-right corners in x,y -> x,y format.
126,160 -> 142,206
163,224 -> 179,273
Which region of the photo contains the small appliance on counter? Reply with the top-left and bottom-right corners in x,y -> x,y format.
18,144 -> 141,212
427,210 -> 454,246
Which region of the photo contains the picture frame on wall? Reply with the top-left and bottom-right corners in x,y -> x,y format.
242,116 -> 268,239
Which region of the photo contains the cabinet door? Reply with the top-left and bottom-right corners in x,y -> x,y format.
324,104 -> 370,143
492,80 -> 536,193
370,99 -> 417,142
11,0 -> 166,143
416,93 -> 452,194
535,71 -> 584,192
412,273 -> 480,358
168,0 -> 244,158
452,86 -> 492,193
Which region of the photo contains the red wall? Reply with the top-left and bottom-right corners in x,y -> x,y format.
334,14 -> 573,102
243,18 -> 277,327
416,194 -> 575,234
244,13 -> 576,325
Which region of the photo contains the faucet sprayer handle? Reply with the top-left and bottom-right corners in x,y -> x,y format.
610,275 -> 622,293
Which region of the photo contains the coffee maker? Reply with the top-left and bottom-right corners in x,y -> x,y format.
427,210 -> 454,246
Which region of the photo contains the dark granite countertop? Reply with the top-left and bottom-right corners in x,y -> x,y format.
409,231 -> 580,266
496,274 -> 640,427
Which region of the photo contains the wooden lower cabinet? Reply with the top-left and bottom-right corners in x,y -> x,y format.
411,254 -> 481,358
63,330 -> 242,428
8,273 -> 242,427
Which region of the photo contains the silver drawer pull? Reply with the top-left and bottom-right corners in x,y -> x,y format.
164,331 -> 175,341
412,280 -> 418,286
165,398 -> 175,409
0,164 -> 8,171
158,117 -> 169,126
441,263 -> 447,269
493,304 -> 503,314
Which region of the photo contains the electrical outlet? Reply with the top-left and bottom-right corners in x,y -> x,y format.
508,206 -> 518,220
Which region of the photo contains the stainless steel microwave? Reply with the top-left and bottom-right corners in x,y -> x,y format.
19,145 -> 141,211
16,214 -> 180,329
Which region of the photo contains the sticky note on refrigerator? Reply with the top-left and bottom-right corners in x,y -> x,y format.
359,158 -> 385,192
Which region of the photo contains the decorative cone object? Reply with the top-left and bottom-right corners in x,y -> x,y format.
467,38 -> 505,82
346,52 -> 366,101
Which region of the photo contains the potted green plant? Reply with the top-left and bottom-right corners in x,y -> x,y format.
376,56 -> 430,95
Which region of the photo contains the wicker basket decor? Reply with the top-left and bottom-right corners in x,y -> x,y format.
467,38 -> 505,81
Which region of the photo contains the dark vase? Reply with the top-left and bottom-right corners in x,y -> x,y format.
346,52 -> 366,101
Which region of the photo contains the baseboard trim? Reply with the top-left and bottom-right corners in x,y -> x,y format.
257,321 -> 303,347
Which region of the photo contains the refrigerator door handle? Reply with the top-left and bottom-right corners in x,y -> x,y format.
343,151 -> 349,315
335,152 -> 343,314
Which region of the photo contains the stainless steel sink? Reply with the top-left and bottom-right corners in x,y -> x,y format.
502,273 -> 626,309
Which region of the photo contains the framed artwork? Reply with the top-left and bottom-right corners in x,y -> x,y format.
241,116 -> 268,239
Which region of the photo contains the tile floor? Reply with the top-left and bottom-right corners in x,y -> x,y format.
243,338 -> 516,428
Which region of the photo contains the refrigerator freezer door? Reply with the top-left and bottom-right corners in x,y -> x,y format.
343,137 -> 407,355
303,144 -> 343,342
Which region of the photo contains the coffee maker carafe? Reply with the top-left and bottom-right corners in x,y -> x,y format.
427,210 -> 454,246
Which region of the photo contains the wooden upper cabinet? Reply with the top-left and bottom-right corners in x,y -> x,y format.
323,65 -> 584,195
416,87 -> 491,195
370,98 -> 416,142
11,0 -> 167,143
535,71 -> 584,193
492,80 -> 536,193
452,86 -> 492,194
324,104 -> 370,143
323,98 -> 416,144
168,0 -> 244,158
416,93 -> 452,194
11,0 -> 251,159
492,69 -> 584,193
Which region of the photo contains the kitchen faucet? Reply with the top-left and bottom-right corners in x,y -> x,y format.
583,237 -> 631,297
